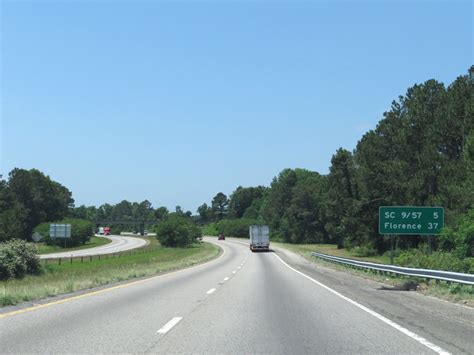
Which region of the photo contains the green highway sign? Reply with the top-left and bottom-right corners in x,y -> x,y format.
379,206 -> 444,235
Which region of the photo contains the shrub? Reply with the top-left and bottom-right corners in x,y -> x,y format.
0,239 -> 41,280
155,214 -> 201,247
352,244 -> 378,257
216,218 -> 260,238
438,206 -> 474,258
395,249 -> 474,273
35,218 -> 93,247
201,223 -> 218,236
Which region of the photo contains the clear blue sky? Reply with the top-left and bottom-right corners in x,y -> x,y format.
1,1 -> 472,212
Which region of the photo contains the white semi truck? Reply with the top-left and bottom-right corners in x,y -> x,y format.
249,225 -> 270,252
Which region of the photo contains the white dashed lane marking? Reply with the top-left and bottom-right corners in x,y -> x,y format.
157,317 -> 183,334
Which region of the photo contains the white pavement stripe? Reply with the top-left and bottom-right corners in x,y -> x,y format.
272,253 -> 450,355
223,277 -> 229,281
157,317 -> 183,334
206,288 -> 216,294
232,271 -> 236,274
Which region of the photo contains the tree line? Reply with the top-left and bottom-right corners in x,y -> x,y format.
1,67 -> 472,258
198,67 -> 474,258
0,167 -> 193,241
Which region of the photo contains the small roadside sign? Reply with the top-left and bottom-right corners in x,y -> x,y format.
49,224 -> 72,239
379,206 -> 444,235
32,232 -> 43,242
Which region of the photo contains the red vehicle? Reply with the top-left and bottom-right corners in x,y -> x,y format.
104,226 -> 111,236
218,234 -> 225,240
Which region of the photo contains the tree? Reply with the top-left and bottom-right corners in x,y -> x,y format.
96,203 -> 113,221
211,192 -> 229,220
228,186 -> 266,219
1,169 -> 74,240
154,206 -> 169,221
112,200 -> 133,221
197,203 -> 214,223
70,205 -> 97,220
155,214 -> 201,247
132,200 -> 155,221
325,149 -> 371,248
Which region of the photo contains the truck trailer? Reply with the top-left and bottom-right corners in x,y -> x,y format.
249,225 -> 270,252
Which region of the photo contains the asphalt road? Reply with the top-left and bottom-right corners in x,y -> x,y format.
39,235 -> 147,259
1,238 -> 472,354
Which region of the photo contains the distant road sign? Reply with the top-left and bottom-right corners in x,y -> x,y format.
379,206 -> 444,235
49,224 -> 71,239
32,232 -> 42,242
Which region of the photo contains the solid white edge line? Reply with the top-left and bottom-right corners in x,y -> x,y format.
271,253 -> 450,355
157,317 -> 183,334
206,288 -> 216,294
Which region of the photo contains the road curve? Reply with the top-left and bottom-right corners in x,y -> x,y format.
39,235 -> 148,259
2,237 -> 472,354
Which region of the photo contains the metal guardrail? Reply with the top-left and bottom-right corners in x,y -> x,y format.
311,252 -> 474,286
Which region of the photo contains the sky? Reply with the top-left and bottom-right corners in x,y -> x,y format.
1,0 -> 472,213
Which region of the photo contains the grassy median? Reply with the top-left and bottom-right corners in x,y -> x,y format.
273,242 -> 474,307
0,241 -> 220,306
34,236 -> 112,254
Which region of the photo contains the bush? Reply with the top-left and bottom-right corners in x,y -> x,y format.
155,214 -> 201,247
216,218 -> 260,238
35,218 -> 93,247
395,249 -> 474,273
0,239 -> 41,280
200,223 -> 218,236
352,244 -> 378,257
438,206 -> 474,258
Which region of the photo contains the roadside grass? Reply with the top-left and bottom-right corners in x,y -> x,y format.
273,242 -> 474,307
34,236 -> 112,254
0,241 -> 220,306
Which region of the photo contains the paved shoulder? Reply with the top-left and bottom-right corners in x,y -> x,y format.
39,235 -> 148,259
272,244 -> 474,354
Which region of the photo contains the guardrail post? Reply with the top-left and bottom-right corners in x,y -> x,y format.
90,255 -> 92,262
390,234 -> 394,265
81,256 -> 83,263
58,258 -> 61,265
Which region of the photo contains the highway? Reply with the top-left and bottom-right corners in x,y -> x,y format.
39,235 -> 148,259
2,238 -> 472,354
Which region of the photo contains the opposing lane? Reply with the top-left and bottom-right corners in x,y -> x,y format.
1,238 -> 464,354
39,235 -> 148,259
0,240 -> 245,353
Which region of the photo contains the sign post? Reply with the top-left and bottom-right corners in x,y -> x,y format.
49,224 -> 72,248
390,234 -> 394,265
379,206 -> 444,264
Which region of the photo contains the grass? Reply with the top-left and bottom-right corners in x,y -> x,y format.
0,241 -> 220,306
34,236 -> 113,254
273,242 -> 474,307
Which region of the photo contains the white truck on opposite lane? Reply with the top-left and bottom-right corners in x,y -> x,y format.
249,225 -> 270,252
